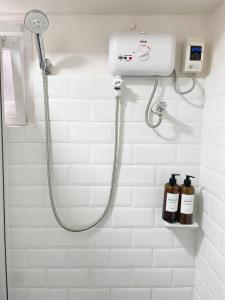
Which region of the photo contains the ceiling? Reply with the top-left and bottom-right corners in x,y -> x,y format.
0,0 -> 224,15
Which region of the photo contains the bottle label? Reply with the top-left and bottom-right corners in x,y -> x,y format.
180,194 -> 195,214
166,193 -> 179,212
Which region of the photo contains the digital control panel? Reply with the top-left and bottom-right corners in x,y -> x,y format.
183,37 -> 204,73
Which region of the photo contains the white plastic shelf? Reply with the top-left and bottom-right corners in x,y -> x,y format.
163,220 -> 199,229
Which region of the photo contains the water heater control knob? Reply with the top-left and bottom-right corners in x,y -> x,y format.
137,45 -> 150,61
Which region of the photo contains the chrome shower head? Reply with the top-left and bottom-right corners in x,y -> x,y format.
24,9 -> 49,34
24,9 -> 51,74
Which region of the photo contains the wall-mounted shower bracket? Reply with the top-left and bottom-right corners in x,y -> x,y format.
42,58 -> 52,75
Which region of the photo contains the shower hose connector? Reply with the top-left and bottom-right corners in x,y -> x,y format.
113,75 -> 123,98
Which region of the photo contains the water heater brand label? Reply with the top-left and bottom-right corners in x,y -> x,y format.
166,193 -> 179,212
180,194 -> 194,214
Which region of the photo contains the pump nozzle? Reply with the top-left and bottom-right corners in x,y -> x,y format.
184,175 -> 195,187
169,173 -> 180,185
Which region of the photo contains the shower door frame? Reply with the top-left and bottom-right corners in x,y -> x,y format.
0,40 -> 8,300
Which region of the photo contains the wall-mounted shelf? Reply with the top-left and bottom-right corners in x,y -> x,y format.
163,220 -> 199,229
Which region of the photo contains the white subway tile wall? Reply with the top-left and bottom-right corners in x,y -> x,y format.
6,75 -> 204,300
194,72 -> 225,300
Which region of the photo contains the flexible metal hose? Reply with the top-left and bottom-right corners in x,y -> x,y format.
145,71 -> 195,129
145,76 -> 163,128
42,69 -> 120,232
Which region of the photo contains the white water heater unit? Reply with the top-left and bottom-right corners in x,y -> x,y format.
109,32 -> 176,76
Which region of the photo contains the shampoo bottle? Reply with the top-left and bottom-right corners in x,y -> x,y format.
162,174 -> 180,223
178,175 -> 195,225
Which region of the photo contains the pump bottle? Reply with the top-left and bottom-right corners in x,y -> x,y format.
178,175 -> 195,225
162,174 -> 180,223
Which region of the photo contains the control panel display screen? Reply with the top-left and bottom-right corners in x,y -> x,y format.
190,45 -> 202,61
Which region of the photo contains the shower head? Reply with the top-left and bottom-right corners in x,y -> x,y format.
24,10 -> 51,74
24,9 -> 49,34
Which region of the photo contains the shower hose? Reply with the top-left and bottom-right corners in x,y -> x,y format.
42,69 -> 120,232
145,76 -> 162,128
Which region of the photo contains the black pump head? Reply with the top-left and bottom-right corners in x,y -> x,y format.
169,173 -> 180,185
184,175 -> 195,187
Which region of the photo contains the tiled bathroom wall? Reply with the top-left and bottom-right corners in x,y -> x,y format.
194,3 -> 225,300
4,15 -> 207,300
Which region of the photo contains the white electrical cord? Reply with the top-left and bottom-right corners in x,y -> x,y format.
173,69 -> 196,95
42,70 -> 121,232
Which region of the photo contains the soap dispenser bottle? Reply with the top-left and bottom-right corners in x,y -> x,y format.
178,175 -> 195,225
162,174 -> 180,223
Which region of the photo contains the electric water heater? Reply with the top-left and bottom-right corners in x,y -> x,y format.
109,32 -> 176,76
